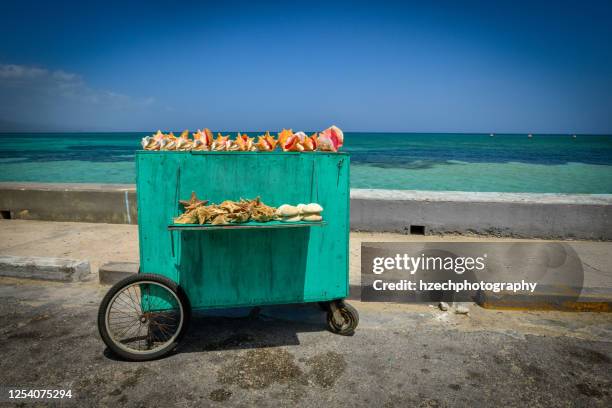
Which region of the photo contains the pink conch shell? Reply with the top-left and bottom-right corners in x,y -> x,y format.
317,125 -> 344,152
192,128 -> 213,151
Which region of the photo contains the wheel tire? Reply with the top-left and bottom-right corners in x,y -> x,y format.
97,273 -> 191,361
327,301 -> 359,336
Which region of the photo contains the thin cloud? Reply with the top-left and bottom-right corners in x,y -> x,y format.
0,63 -> 158,131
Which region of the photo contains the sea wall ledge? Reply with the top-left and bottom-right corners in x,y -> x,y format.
0,182 -> 137,225
350,188 -> 612,240
1,183 -> 611,240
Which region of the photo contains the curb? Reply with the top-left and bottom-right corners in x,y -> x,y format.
0,255 -> 90,282
350,284 -> 612,312
99,262 -> 138,285
475,289 -> 612,312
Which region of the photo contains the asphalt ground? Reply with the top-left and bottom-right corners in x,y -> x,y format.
0,277 -> 610,407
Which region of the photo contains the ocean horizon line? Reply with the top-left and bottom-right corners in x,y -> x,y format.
1,131 -> 612,137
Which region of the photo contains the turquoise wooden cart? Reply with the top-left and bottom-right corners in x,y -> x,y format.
97,151 -> 358,361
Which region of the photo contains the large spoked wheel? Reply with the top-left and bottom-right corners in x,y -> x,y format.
326,300 -> 359,336
98,273 -> 191,361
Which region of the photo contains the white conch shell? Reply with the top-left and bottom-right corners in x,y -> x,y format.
293,131 -> 307,141
277,204 -> 300,217
141,136 -> 151,149
280,215 -> 303,222
303,203 -> 323,214
161,139 -> 177,150
302,214 -> 322,222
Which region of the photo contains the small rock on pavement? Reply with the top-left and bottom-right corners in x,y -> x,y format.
455,305 -> 470,315
438,302 -> 449,311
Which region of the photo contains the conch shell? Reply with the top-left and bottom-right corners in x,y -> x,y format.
211,133 -> 230,151
160,132 -> 178,151
317,125 -> 344,152
278,130 -> 317,152
175,130 -> 193,151
192,128 -> 213,151
141,136 -> 153,150
255,131 -> 277,151
300,202 -> 323,221
302,133 -> 318,151
229,133 -> 255,151
141,130 -> 166,150
277,204 -> 300,217
280,131 -> 306,152
278,129 -> 302,152
276,202 -> 323,222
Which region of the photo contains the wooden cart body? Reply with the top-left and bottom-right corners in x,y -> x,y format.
136,151 -> 350,310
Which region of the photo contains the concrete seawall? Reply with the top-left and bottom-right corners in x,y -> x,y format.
1,182 -> 611,240
0,182 -> 137,224
351,189 -> 612,240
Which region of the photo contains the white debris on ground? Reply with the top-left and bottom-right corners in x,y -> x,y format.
455,305 -> 470,315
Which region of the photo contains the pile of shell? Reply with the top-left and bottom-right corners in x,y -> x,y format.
173,192 -> 324,225
141,126 -> 344,152
174,193 -> 277,225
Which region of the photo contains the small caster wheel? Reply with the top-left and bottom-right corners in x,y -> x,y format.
326,301 -> 359,335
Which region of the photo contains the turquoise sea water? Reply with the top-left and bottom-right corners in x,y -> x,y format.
1,132 -> 611,193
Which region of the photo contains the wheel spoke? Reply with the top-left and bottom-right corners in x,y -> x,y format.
105,279 -> 184,356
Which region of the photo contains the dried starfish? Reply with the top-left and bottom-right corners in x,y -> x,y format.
179,192 -> 208,211
174,210 -> 198,224
175,196 -> 278,225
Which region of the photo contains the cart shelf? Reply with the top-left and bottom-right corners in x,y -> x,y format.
168,220 -> 327,231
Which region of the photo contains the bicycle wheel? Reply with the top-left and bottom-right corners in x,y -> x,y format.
97,273 -> 190,361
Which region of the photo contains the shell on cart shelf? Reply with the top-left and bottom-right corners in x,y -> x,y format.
277,204 -> 300,217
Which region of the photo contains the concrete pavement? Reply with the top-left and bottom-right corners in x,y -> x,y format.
2,219 -> 612,288
4,219 -> 608,281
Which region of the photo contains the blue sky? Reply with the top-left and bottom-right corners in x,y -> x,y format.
0,0 -> 611,133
